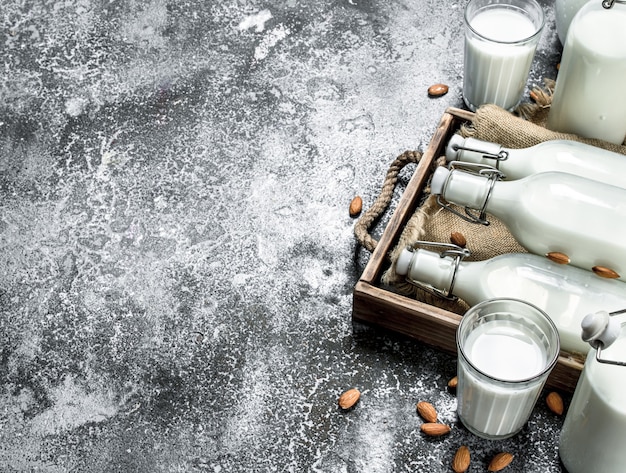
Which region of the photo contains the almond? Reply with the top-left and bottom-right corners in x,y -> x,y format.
488,452 -> 514,472
450,232 -> 467,248
416,401 -> 438,423
546,251 -> 570,265
428,83 -> 449,97
338,388 -> 360,410
546,391 -> 564,415
420,423 -> 451,437
349,196 -> 363,217
592,265 -> 620,279
448,376 -> 458,390
452,445 -> 471,473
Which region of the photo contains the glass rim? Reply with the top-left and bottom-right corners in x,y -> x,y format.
457,298 -> 560,384
464,0 -> 546,45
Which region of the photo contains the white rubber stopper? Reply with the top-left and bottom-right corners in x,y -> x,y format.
395,248 -> 413,276
445,135 -> 465,162
430,166 -> 450,195
581,310 -> 622,349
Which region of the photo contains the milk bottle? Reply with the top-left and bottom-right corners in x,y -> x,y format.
395,245 -> 626,354
445,135 -> 626,189
559,313 -> 626,473
430,165 -> 626,281
547,0 -> 626,144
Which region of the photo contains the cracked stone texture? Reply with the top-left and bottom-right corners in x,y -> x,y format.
1,0 -> 567,472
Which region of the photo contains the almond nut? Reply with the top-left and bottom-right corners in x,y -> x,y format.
416,401 -> 438,423
420,423 -> 451,437
546,391 -> 564,415
450,232 -> 467,248
349,196 -> 363,217
428,83 -> 449,97
338,388 -> 360,410
448,376 -> 458,390
488,452 -> 514,472
592,265 -> 620,279
452,445 -> 471,473
546,251 -> 570,265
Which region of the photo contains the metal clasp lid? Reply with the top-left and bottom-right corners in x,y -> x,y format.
404,241 -> 471,300
582,308 -> 626,366
450,142 -> 510,170
436,162 -> 505,226
602,0 -> 626,9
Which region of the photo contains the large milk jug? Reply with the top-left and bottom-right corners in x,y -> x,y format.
559,310 -> 626,473
547,0 -> 626,144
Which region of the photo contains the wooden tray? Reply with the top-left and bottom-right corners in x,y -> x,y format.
352,107 -> 584,393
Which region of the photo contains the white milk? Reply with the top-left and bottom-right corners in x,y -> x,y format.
559,331 -> 626,473
458,319 -> 548,438
431,167 -> 626,282
547,4 -> 626,144
395,248 -> 626,355
463,8 -> 538,111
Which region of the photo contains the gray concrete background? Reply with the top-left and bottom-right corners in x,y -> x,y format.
1,1 -> 566,471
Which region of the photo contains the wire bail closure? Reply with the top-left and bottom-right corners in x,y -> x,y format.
403,241 -> 471,300
451,143 -> 510,170
436,162 -> 504,226
594,308 -> 626,367
603,0 -> 626,9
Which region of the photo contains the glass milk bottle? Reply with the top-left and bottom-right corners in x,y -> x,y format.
430,165 -> 626,281
547,0 -> 626,144
445,135 -> 626,188
559,310 -> 626,473
395,242 -> 626,355
554,0 -> 589,44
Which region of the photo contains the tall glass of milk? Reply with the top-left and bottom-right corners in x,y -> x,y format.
456,298 -> 560,439
463,0 -> 545,111
547,1 -> 626,145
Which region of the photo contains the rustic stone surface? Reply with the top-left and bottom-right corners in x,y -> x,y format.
0,1 -> 565,471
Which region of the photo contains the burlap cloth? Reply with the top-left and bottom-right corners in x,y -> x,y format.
371,81 -> 626,314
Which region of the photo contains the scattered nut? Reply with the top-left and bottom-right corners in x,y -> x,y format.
349,196 -> 363,217
447,376 -> 458,390
420,422 -> 451,437
338,388 -> 360,410
488,452 -> 514,472
546,252 -> 570,264
546,391 -> 564,415
450,232 -> 467,248
428,83 -> 449,97
592,265 -> 620,279
452,445 -> 471,473
416,401 -> 438,423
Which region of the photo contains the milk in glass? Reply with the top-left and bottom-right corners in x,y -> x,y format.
456,299 -> 559,439
463,3 -> 542,111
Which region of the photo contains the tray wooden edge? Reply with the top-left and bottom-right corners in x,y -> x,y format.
353,107 -> 583,393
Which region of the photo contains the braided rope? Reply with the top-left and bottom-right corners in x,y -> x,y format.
353,150 -> 422,252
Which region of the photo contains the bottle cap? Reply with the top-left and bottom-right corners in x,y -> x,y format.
395,248 -> 413,276
430,166 -> 450,195
445,135 -> 465,161
581,310 -> 622,349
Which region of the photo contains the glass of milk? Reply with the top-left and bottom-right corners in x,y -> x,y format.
456,298 -> 560,439
463,0 -> 545,112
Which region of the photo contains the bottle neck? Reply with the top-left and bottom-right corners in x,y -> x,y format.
443,169 -> 493,212
404,248 -> 457,296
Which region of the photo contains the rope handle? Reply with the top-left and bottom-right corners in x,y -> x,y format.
353,150 -> 422,252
